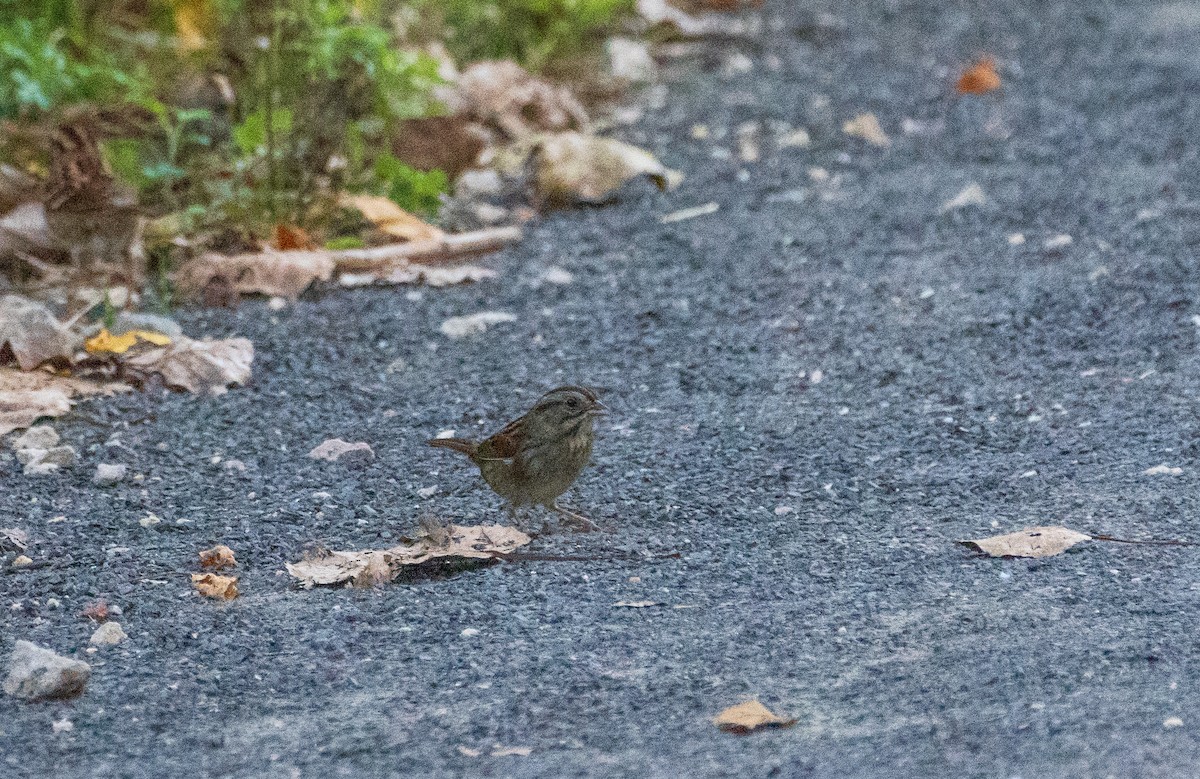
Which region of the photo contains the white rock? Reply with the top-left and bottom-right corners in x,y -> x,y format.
93,463 -> 128,486
11,555 -> 32,568
454,169 -> 503,201
11,425 -> 58,451
22,461 -> 59,476
460,628 -> 481,637
440,311 -> 517,339
607,37 -> 656,83
138,513 -> 162,528
1043,234 -> 1073,250
541,267 -> 574,285
308,439 -> 375,465
89,622 -> 128,646
3,641 -> 90,701
52,718 -> 74,734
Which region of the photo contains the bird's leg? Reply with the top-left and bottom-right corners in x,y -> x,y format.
551,501 -> 599,532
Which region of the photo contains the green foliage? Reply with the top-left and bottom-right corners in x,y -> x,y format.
374,153 -> 448,216
409,0 -> 634,70
0,15 -> 145,118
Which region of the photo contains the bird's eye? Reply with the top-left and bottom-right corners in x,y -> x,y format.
567,397 -> 580,408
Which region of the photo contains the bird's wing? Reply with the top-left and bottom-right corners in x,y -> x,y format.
475,418 -> 522,462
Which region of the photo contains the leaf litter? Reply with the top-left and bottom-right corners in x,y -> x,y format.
286,524 -> 531,589
959,526 -> 1092,558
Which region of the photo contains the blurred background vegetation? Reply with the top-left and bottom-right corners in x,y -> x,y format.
0,0 -> 633,241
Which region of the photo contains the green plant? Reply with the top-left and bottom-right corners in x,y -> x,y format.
405,0 -> 633,70
373,152 -> 448,216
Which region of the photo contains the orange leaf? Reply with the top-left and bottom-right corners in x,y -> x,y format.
957,57 -> 1001,95
274,223 -> 315,250
198,544 -> 237,570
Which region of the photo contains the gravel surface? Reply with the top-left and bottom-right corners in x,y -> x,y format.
5,1 -> 1200,776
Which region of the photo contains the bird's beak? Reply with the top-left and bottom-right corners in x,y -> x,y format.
588,399 -> 609,416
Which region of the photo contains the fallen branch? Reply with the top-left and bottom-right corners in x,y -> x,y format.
333,225 -> 523,271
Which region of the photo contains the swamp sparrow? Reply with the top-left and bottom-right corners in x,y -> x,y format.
428,386 -> 607,530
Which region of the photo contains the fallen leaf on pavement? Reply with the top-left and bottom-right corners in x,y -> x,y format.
191,573 -> 239,600
123,336 -> 253,395
713,700 -> 797,734
84,329 -> 172,355
175,251 -> 335,300
80,600 -> 109,622
285,524 -> 531,588
957,57 -> 1002,95
0,295 -> 76,370
533,132 -> 682,207
440,311 -> 517,338
958,526 -> 1091,558
340,194 -> 445,243
198,545 -> 237,570
0,367 -> 120,436
450,61 -> 588,139
842,113 -> 891,147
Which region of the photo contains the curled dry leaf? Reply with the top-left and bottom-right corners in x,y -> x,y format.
285,524 -> 531,588
0,367 -> 121,436
123,336 -> 253,396
339,194 -> 445,243
198,544 -> 237,570
0,295 -> 76,370
175,251 -> 335,300
958,526 -> 1091,559
957,57 -> 1002,95
713,700 -> 797,734
84,329 -> 171,355
191,573 -> 238,600
440,311 -> 516,338
451,61 -> 588,139
533,132 -> 682,207
842,113 -> 891,147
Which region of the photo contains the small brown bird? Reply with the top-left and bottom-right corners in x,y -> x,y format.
428,386 -> 607,531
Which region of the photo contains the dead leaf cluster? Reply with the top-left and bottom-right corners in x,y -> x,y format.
286,524 -> 530,588
192,544 -> 239,600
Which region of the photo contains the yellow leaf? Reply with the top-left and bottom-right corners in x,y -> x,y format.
339,194 -> 444,242
85,329 -> 172,355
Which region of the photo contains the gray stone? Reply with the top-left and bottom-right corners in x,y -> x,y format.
38,445 -> 77,467
308,439 -> 375,466
3,641 -> 90,701
454,169 -> 503,201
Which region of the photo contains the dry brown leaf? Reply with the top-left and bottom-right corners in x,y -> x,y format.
191,573 -> 238,600
842,113 -> 891,147
123,336 -> 253,395
285,524 -> 531,588
533,132 -> 682,207
0,295 -> 76,370
80,600 -> 109,622
175,251 -> 335,300
339,194 -> 445,242
957,57 -> 1002,95
390,116 -> 488,181
451,61 -> 588,139
273,223 -> 316,250
713,700 -> 797,734
198,544 -> 237,570
0,202 -> 60,260
0,366 -> 120,436
958,526 -> 1091,558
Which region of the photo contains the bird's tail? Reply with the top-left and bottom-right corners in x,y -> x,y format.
426,437 -> 476,456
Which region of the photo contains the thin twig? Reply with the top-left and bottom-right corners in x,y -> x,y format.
493,551 -> 681,563
1090,534 -> 1198,547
